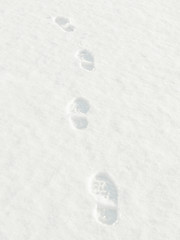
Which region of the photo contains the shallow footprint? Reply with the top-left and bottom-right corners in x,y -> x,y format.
69,115 -> 88,130
67,97 -> 90,114
95,204 -> 118,225
89,172 -> 118,225
80,62 -> 94,71
78,50 -> 94,62
77,49 -> 94,71
54,16 -> 75,32
90,172 -> 118,206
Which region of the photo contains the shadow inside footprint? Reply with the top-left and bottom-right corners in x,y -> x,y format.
77,50 -> 94,71
55,17 -> 69,25
54,16 -> 75,32
89,172 -> 118,225
81,62 -> 94,71
67,97 -> 90,114
78,50 -> 94,62
95,204 -> 118,225
69,115 -> 88,130
91,172 -> 118,205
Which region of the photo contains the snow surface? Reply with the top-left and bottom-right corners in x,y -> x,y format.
0,0 -> 180,239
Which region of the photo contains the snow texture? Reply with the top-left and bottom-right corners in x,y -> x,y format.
0,0 -> 180,239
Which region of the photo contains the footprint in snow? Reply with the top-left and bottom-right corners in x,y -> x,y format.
54,16 -> 75,32
89,172 -> 118,225
67,97 -> 90,130
77,50 -> 94,71
67,97 -> 90,114
69,115 -> 88,130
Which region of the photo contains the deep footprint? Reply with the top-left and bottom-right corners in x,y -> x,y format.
77,50 -> 94,71
89,172 -> 118,225
54,16 -> 75,32
69,115 -> 88,130
67,97 -> 90,114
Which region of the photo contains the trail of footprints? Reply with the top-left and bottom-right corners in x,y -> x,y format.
89,172 -> 118,225
53,16 -> 118,225
54,16 -> 94,71
67,97 -> 90,130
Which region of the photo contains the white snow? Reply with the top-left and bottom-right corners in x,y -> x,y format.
0,0 -> 180,239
